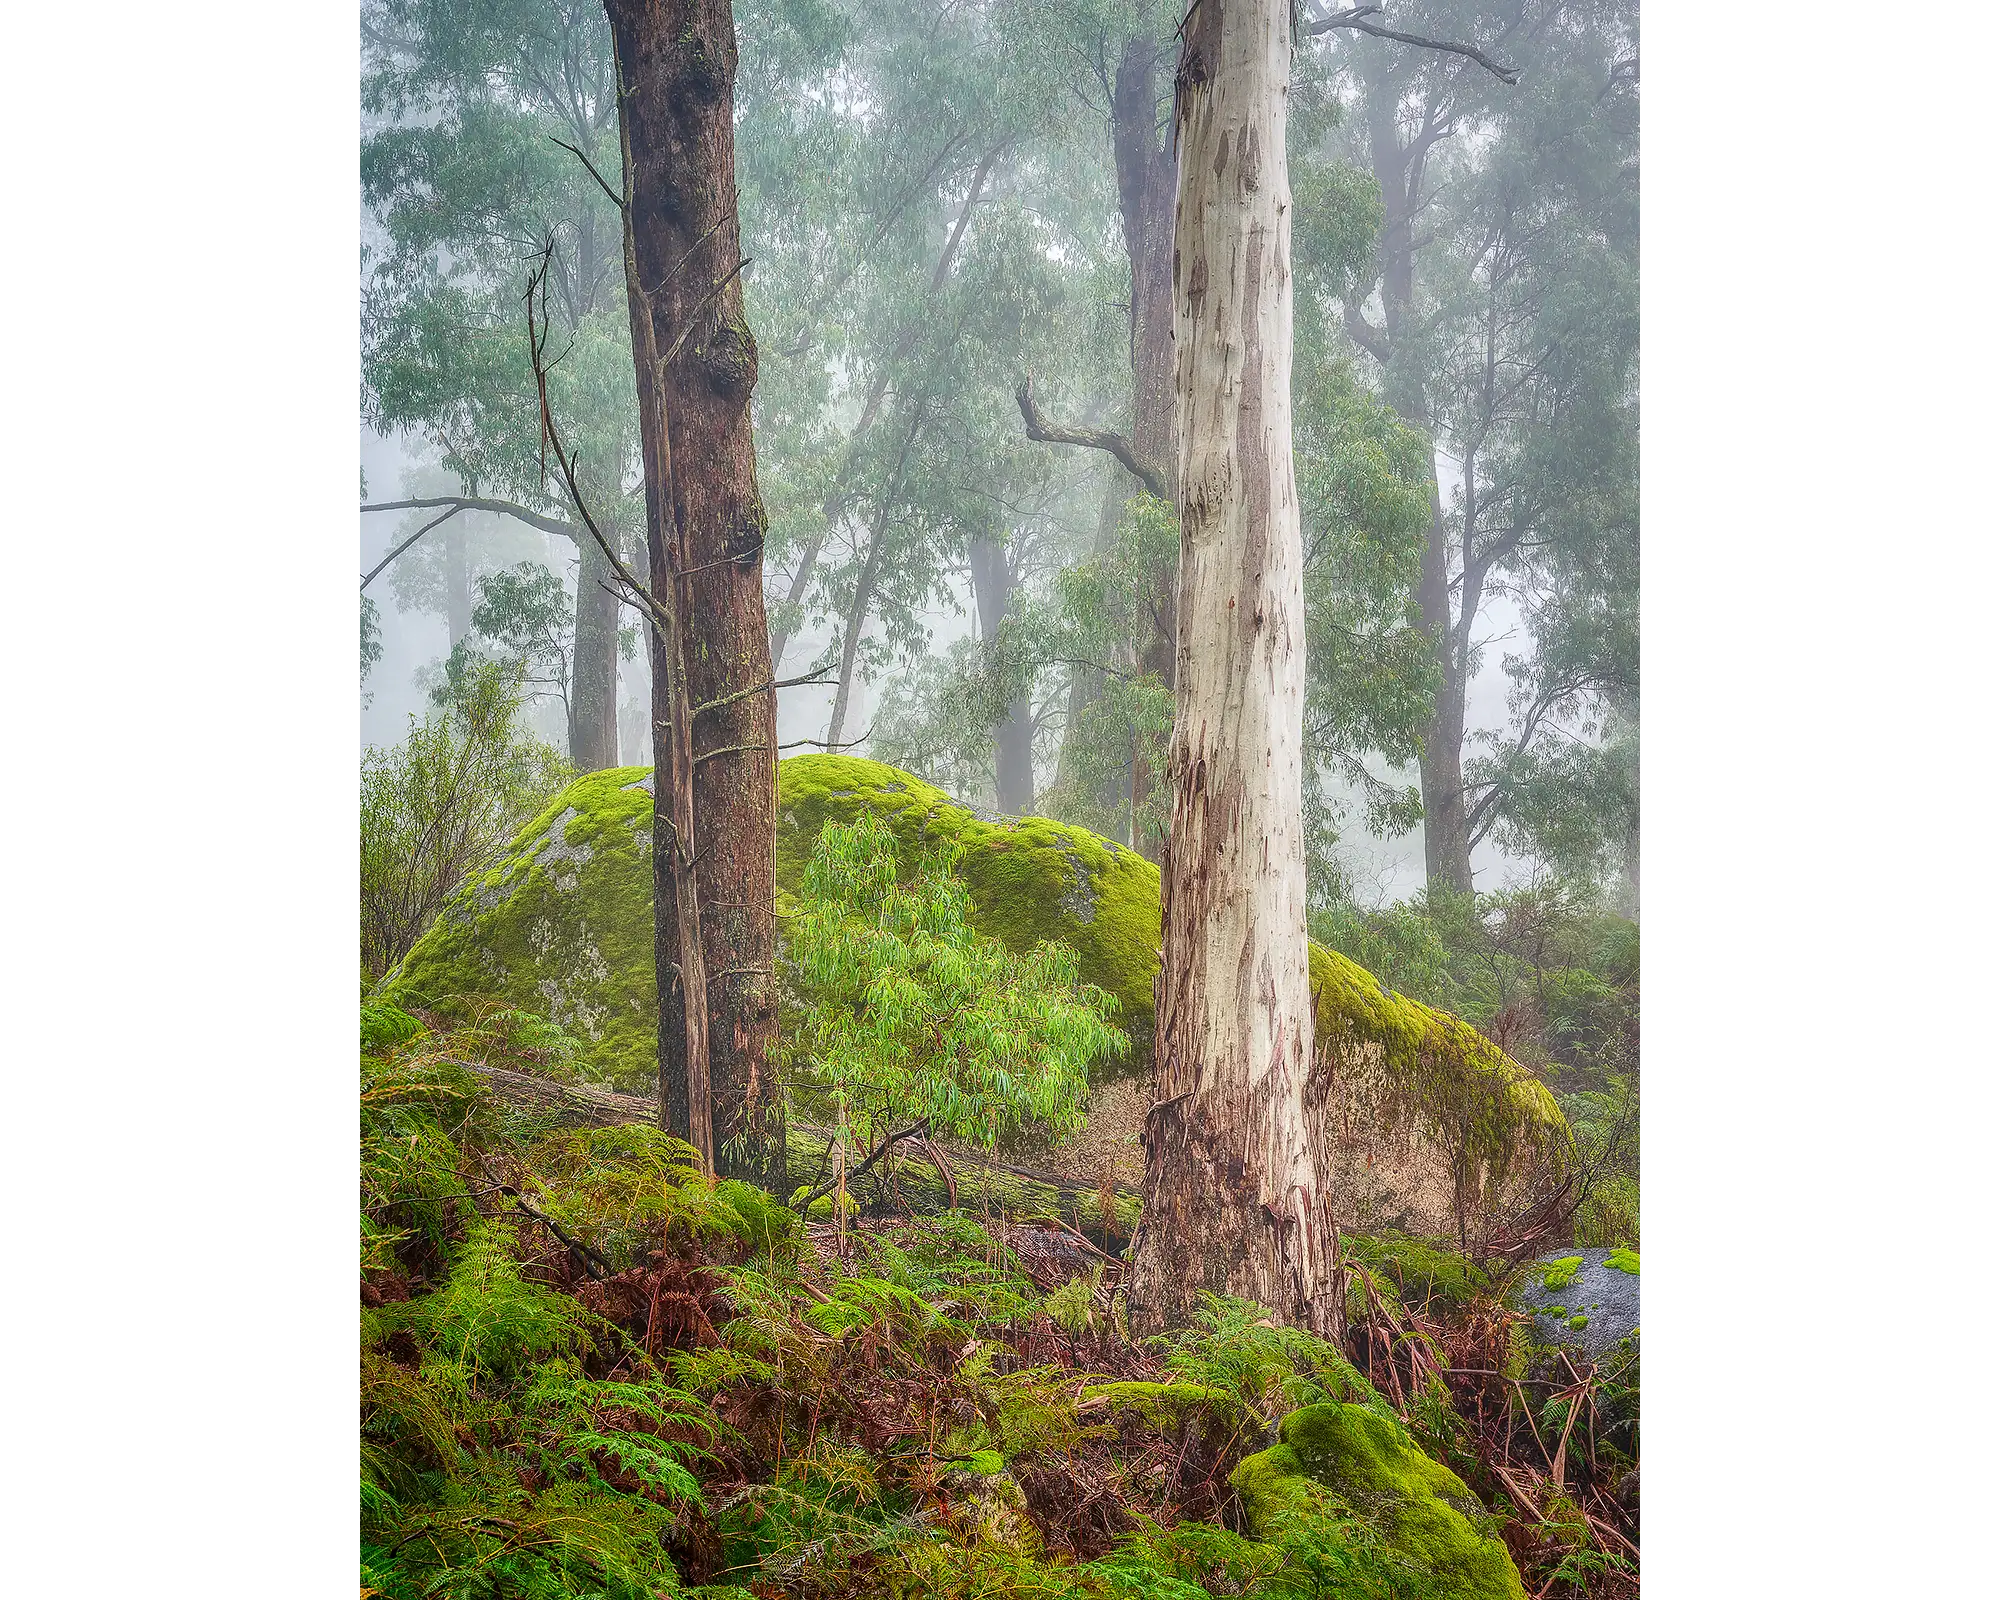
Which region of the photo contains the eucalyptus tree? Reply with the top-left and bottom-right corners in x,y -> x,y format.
1126,0 -> 1342,1337
1319,0 -> 1640,892
600,0 -> 825,1181
360,0 -> 634,771
1001,1 -> 1497,865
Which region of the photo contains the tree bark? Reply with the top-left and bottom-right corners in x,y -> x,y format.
569,524 -> 622,769
443,516 -> 471,645
824,505 -> 886,752
608,0 -> 782,1189
1128,0 -> 1340,1339
970,532 -> 1035,814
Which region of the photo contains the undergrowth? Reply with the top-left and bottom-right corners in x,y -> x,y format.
360,1003 -> 1636,1599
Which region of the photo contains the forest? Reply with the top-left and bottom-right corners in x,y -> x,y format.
357,1 -> 1640,1595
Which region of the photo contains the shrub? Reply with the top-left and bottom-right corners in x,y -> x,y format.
360,662 -> 572,982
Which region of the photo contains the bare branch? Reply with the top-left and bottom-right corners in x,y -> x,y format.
1307,6 -> 1520,86
360,495 -> 577,541
693,724 -> 873,766
1343,303 -> 1391,365
1015,374 -> 1169,500
692,668 -> 837,719
361,504 -> 464,592
523,240 -> 667,642
550,135 -> 625,211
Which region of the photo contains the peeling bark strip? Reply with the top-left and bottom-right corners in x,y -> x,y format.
606,0 -> 782,1190
1129,0 -> 1339,1338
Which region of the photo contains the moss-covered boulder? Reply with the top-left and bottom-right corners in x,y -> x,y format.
1231,1404 -> 1526,1600
387,755 -> 1565,1231
387,766 -> 659,1085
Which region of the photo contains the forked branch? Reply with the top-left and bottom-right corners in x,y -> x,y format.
1015,374 -> 1168,500
1307,5 -> 1521,85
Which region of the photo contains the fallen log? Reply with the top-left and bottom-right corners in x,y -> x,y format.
471,1065 -> 1142,1248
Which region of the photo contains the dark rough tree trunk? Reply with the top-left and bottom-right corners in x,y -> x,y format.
1128,0 -> 1341,1340
607,0 -> 782,1190
570,528 -> 622,769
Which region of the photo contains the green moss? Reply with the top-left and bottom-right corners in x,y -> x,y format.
1567,1314 -> 1590,1330
1308,939 -> 1569,1192
1231,1404 -> 1526,1600
386,754 -> 1565,1185
957,1448 -> 1005,1478
384,766 -> 661,1089
1541,1256 -> 1584,1291
1605,1247 -> 1640,1275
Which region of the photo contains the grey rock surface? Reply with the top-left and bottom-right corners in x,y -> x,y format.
1510,1247 -> 1640,1360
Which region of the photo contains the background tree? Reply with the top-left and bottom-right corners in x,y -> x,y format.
1321,0 -> 1640,894
361,0 -> 635,771
743,0 -> 1122,791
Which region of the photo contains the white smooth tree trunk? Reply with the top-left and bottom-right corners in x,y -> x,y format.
1129,0 -> 1338,1337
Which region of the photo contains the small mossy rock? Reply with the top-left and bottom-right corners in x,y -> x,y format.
938,1456 -> 1043,1556
1509,1247 -> 1639,1359
1231,1404 -> 1526,1600
385,756 -> 1565,1229
1080,1381 -> 1262,1458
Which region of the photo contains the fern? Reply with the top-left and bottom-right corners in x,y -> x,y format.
1159,1294 -> 1392,1425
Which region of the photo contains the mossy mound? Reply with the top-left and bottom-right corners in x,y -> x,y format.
1079,1381 -> 1262,1458
1231,1404 -> 1527,1599
386,755 -> 1564,1195
385,766 -> 660,1086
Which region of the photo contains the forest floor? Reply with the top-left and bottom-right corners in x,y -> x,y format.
361,1009 -> 1638,1600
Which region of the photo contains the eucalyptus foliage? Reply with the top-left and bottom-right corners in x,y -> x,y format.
780,811 -> 1127,1172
